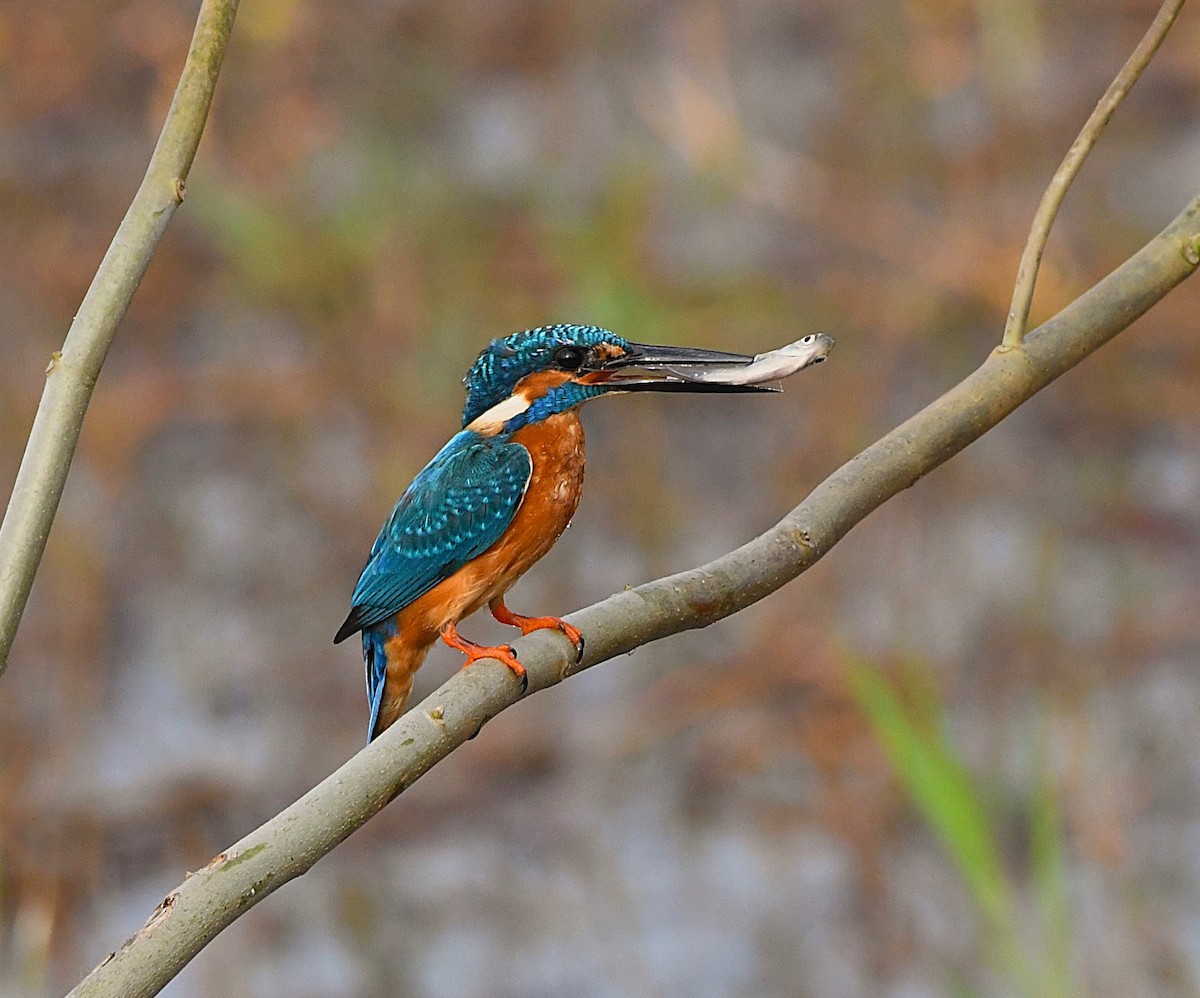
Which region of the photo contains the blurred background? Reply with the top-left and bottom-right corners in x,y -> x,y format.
2,1 -> 1199,995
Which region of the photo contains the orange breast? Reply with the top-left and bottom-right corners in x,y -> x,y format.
396,412 -> 586,643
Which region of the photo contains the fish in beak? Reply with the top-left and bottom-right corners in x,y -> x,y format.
585,342 -> 777,394
663,333 -> 834,385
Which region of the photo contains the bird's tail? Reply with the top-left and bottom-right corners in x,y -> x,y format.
363,622 -> 430,743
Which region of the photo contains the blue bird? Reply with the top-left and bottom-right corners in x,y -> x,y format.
336,324 -> 794,741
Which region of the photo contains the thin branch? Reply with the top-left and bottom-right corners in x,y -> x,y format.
69,191 -> 1200,998
1001,0 -> 1186,349
0,0 -> 239,675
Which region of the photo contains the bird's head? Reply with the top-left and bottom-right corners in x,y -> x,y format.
461,323 -> 769,435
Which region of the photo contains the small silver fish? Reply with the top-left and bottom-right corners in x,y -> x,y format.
666,332 -> 835,385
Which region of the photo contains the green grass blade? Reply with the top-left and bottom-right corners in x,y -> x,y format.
848,661 -> 1014,929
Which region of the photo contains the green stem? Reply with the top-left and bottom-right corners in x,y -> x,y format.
0,0 -> 240,674
1001,0 -> 1186,349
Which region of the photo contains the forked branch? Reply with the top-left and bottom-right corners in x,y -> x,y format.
71,192 -> 1200,998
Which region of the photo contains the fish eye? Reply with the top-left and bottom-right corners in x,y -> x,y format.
801,334 -> 816,344
554,345 -> 587,370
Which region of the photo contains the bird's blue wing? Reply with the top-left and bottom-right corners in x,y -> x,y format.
335,433 -> 533,639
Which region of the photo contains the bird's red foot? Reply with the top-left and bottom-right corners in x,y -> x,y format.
440,622 -> 527,691
489,597 -> 585,662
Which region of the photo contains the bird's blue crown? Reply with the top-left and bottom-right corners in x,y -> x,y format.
461,324 -> 629,427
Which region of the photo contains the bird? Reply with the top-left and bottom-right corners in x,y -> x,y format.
335,323 -> 778,742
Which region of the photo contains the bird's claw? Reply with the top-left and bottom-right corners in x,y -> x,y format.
441,624 -> 528,691
550,619 -> 585,663
493,644 -> 528,693
496,645 -> 528,693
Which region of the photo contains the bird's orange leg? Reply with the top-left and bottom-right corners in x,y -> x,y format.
439,621 -> 528,691
489,595 -> 585,662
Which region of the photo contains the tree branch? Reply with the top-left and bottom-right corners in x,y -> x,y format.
69,192 -> 1200,998
1001,0 -> 1186,348
0,0 -> 239,675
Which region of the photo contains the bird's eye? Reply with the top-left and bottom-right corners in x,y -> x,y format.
554,345 -> 587,370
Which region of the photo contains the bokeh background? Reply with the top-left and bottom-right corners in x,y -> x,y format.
3,1 -> 1200,995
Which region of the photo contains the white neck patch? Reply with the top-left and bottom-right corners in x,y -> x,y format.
466,391 -> 532,435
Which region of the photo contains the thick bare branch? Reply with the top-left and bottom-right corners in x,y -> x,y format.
0,0 -> 239,674
1001,0 -> 1186,348
69,192 -> 1200,998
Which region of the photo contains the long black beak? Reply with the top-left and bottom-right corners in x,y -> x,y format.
592,342 -> 776,394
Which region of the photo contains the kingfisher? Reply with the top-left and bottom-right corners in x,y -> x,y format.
335,323 -> 799,742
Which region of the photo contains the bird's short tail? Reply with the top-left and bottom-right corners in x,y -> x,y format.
363,623 -> 431,743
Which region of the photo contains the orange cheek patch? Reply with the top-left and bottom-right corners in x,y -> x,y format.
592,343 -> 627,363
514,370 -> 574,399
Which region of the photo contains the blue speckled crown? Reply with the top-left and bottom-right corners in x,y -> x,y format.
461,324 -> 627,426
